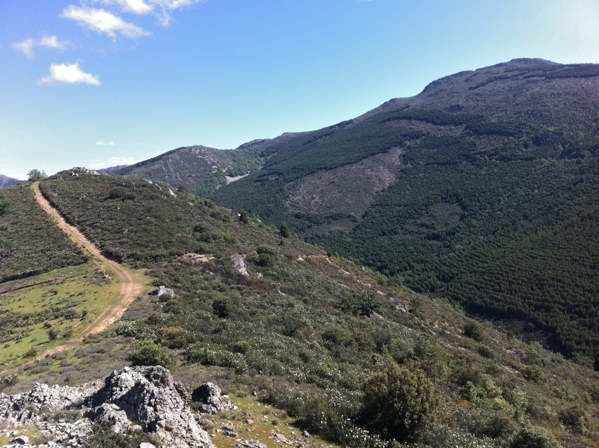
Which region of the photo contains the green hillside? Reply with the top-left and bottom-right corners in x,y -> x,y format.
209,59 -> 599,368
2,172 -> 598,448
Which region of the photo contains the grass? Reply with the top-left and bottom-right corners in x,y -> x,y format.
206,392 -> 340,448
0,262 -> 123,371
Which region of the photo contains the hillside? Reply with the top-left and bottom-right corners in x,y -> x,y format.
1,172 -> 598,448
202,59 -> 599,368
118,144 -> 262,197
0,175 -> 22,189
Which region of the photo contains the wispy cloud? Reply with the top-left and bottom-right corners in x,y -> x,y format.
61,6 -> 150,38
13,35 -> 69,58
92,0 -> 203,25
149,0 -> 202,25
96,140 -> 117,146
38,63 -> 101,86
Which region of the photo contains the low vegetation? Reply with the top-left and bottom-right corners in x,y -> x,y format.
1,171 -> 596,447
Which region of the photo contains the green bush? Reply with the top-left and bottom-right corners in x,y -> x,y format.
255,244 -> 278,267
559,405 -> 591,435
464,320 -> 486,342
280,222 -> 291,238
126,339 -> 175,370
212,297 -> 233,318
0,192 -> 9,215
510,425 -> 562,448
360,364 -> 438,443
522,365 -> 547,384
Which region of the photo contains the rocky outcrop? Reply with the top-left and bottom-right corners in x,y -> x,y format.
191,382 -> 234,414
230,254 -> 249,277
0,366 -> 215,448
149,285 -> 176,298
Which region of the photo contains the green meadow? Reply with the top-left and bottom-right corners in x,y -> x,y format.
0,262 -> 121,371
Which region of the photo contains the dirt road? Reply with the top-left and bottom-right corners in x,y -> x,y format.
1,183 -> 146,374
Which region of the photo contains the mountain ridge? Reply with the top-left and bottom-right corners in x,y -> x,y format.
117,59 -> 599,367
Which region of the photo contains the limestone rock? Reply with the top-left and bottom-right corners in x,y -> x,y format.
192,382 -> 234,414
149,285 -> 176,298
230,255 -> 249,277
0,366 -> 214,448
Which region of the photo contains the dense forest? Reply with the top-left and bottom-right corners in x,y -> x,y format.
210,60 -> 599,368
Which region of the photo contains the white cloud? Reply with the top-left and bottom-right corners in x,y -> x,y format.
120,0 -> 153,14
147,0 -> 202,25
86,0 -> 202,26
38,63 -> 101,86
13,35 -> 68,58
96,140 -> 117,146
61,6 -> 150,38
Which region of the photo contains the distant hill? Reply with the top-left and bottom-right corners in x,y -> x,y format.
99,165 -> 129,173
117,145 -> 262,197
0,174 -> 23,188
122,59 -> 599,367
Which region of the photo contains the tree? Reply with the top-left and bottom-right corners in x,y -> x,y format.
0,192 -> 9,215
280,222 -> 290,238
27,169 -> 46,182
360,364 -> 438,443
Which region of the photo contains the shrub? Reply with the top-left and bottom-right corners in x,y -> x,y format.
255,244 -> 278,267
360,364 -> 438,443
522,365 -> 547,384
0,192 -> 9,215
212,297 -> 232,318
127,339 -> 175,370
464,320 -> 485,342
23,347 -> 37,358
48,328 -> 59,341
342,290 -> 379,317
510,425 -> 562,448
559,405 -> 591,435
280,222 -> 291,238
0,374 -> 19,391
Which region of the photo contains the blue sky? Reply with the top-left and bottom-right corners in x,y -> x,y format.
1,0 -> 598,179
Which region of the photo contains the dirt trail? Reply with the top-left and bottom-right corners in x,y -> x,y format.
1,183 -> 146,374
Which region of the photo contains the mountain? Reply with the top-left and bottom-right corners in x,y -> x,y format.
121,59 -> 599,367
118,144 -> 262,197
1,171 -> 598,447
0,175 -> 22,188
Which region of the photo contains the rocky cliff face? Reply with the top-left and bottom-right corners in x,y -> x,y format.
0,366 -> 216,448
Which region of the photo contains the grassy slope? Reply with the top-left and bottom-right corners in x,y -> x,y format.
0,263 -> 121,371
2,172 -> 596,448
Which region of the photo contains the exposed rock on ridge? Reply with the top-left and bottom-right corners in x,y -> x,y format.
0,366 -> 215,448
